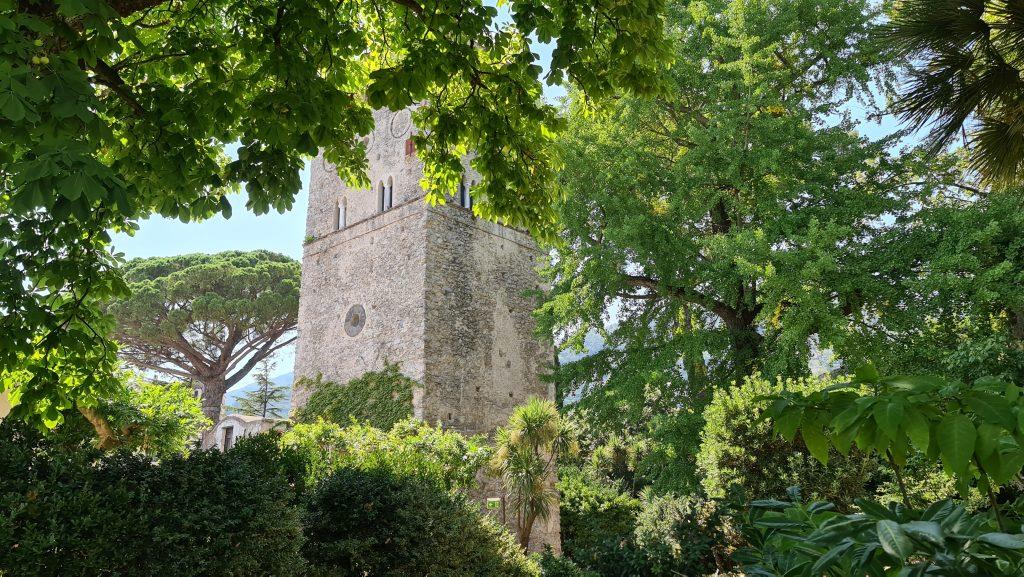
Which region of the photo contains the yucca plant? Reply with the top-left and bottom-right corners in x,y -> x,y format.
886,0 -> 1024,184
490,397 -> 576,548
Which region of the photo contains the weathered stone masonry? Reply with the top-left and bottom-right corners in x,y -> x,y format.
292,107 -> 560,550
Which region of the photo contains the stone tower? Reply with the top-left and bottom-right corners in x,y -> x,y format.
292,107 -> 559,550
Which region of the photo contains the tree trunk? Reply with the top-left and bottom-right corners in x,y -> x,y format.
198,377 -> 229,448
730,319 -> 763,383
518,511 -> 537,549
78,405 -> 120,450
199,377 -> 229,422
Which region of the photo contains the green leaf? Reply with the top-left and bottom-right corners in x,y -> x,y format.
833,399 -> 869,434
0,91 -> 25,121
904,408 -> 930,452
936,414 -> 976,476
876,520 -> 915,560
775,407 -> 803,442
965,390 -> 1016,429
975,423 -> 1002,460
856,499 -> 898,521
855,363 -> 880,384
901,521 -> 944,545
977,533 -> 1024,550
811,541 -> 853,574
881,375 -> 945,392
801,421 -> 830,465
990,448 -> 1024,485
873,399 -> 904,440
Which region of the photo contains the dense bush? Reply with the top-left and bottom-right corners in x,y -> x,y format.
536,547 -> 600,577
558,466 -> 729,577
632,492 -> 729,576
302,465 -> 539,577
0,415 -> 535,577
697,374 -> 878,510
83,374 -> 211,456
294,363 -> 416,429
0,420 -> 304,576
282,417 -> 489,490
558,466 -> 641,572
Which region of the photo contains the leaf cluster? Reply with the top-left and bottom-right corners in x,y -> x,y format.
738,491 -> 1024,577
765,367 -> 1024,496
282,417 -> 490,492
886,0 -> 1024,184
294,363 -> 415,431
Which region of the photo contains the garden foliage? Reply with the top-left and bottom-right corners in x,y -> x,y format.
558,466 -> 729,577
294,362 -> 416,430
0,415 -> 534,576
738,367 -> 1024,576
698,374 -> 877,509
738,490 -> 1024,577
283,417 -> 489,491
303,466 -> 538,577
0,421 -> 305,576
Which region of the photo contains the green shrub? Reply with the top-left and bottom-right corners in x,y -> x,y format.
302,465 -> 539,577
536,547 -> 600,577
697,374 -> 877,510
632,492 -> 729,577
87,374 -> 211,456
295,363 -> 415,429
558,465 -> 641,572
282,417 -> 489,490
559,466 -> 730,577
0,420 -> 304,576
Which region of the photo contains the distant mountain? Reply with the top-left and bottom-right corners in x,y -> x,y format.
223,371 -> 293,417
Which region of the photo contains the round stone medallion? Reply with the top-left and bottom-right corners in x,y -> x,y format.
390,109 -> 412,138
344,304 -> 366,337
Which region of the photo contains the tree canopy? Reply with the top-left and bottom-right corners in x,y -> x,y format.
538,0 -> 907,415
1,0 -> 672,427
105,250 -> 300,421
843,183 -> 1024,384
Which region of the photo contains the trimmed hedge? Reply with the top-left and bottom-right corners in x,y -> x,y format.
0,417 -> 533,577
0,420 -> 304,576
302,466 -> 538,577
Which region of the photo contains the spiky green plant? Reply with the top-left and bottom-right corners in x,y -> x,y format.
887,0 -> 1024,184
490,398 -> 576,548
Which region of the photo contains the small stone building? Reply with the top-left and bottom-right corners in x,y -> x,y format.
203,414 -> 288,451
292,106 -> 560,550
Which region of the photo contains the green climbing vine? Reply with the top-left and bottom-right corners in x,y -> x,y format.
295,363 -> 415,430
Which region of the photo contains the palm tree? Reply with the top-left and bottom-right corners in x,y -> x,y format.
490,397 -> 575,549
887,0 -> 1024,184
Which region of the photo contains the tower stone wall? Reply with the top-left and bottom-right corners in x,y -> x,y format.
293,107 -> 559,550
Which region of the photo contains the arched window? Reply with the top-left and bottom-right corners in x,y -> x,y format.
379,178 -> 393,212
458,176 -> 473,209
336,198 -> 347,231
378,181 -> 385,212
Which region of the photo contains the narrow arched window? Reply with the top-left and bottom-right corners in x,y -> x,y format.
385,176 -> 394,209
378,181 -> 386,212
336,198 -> 347,230
458,176 -> 473,209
